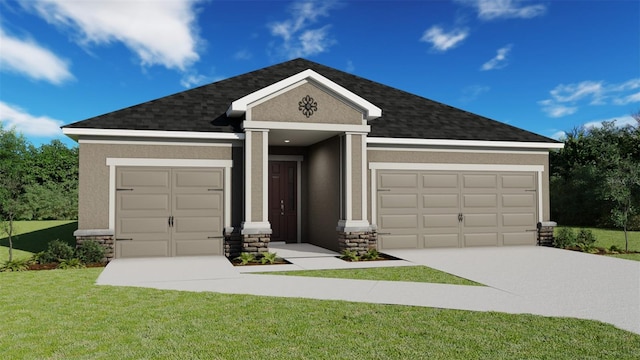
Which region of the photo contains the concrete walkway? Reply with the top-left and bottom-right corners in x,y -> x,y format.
96,245 -> 640,335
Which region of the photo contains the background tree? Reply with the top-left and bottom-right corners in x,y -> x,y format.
0,124 -> 30,261
550,115 -> 640,236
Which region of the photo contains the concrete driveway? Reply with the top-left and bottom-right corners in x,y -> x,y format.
385,246 -> 640,335
97,246 -> 640,335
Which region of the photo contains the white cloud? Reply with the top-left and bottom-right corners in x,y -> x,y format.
613,91 -> 640,105
0,27 -> 73,84
346,60 -> 355,72
539,78 -> 640,118
481,44 -> 512,70
460,85 -> 490,102
233,49 -> 252,60
0,101 -> 64,137
583,115 -> 638,130
420,26 -> 469,52
21,0 -> 202,71
456,0 -> 547,20
538,100 -> 577,118
268,0 -> 339,59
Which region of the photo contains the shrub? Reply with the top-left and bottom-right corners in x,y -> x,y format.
75,240 -> 105,263
31,251 -> 48,264
339,249 -> 359,262
235,252 -> 255,265
57,258 -> 85,270
361,249 -> 381,261
260,252 -> 278,265
554,228 -> 576,248
576,229 -> 597,246
609,245 -> 621,254
43,239 -> 75,263
0,258 -> 32,272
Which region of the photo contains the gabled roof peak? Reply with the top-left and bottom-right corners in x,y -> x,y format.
226,68 -> 382,121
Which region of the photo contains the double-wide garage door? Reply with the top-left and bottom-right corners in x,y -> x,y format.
377,171 -> 538,249
115,167 -> 224,258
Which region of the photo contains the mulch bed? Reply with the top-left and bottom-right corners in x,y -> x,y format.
27,262 -> 106,271
231,259 -> 291,266
337,252 -> 401,262
565,246 -> 640,256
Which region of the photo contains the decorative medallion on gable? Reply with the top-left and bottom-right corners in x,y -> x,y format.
298,95 -> 317,118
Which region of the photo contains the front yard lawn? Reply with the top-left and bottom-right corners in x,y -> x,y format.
1,268 -> 638,359
272,266 -> 482,286
558,227 -> 640,261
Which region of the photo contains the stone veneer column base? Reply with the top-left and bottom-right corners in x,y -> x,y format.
537,221 -> 557,247
337,230 -> 378,256
241,234 -> 270,256
224,230 -> 243,259
73,229 -> 114,263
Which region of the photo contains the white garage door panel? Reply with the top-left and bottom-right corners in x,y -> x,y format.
117,241 -> 169,258
424,214 -> 459,228
175,194 -> 222,210
116,167 -> 224,258
503,213 -> 535,227
380,194 -> 418,208
378,170 -> 538,250
502,194 -> 535,207
502,175 -> 535,188
422,174 -> 458,188
463,194 -> 497,207
175,170 -> 223,188
463,174 -> 497,188
380,235 -> 418,249
380,173 -> 418,188
121,170 -> 170,187
120,195 -> 170,211
380,214 -> 418,229
424,234 -> 459,247
423,194 -> 458,208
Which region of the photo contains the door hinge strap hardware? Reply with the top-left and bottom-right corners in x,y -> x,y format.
207,236 -> 223,239
116,188 -> 134,191
115,238 -> 133,241
526,229 -> 538,232
377,189 -> 391,192
524,189 -> 537,192
378,232 -> 392,235
207,189 -> 223,191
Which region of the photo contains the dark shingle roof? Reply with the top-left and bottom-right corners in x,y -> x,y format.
64,58 -> 556,143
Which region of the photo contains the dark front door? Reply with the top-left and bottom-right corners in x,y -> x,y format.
269,161 -> 297,243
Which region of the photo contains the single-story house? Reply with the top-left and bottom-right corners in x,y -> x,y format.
62,58 -> 562,261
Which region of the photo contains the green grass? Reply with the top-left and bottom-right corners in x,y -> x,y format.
0,220 -> 76,262
557,227 -> 640,261
1,269 -> 638,359
272,266 -> 482,286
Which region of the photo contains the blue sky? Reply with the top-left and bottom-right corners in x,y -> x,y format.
1,0 -> 638,147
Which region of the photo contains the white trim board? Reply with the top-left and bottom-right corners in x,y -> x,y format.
367,137 -> 564,150
64,128 -> 244,141
79,139 -> 237,147
227,69 -> 382,120
367,147 -> 548,155
368,162 -> 545,226
106,157 -> 233,232
242,120 -> 370,133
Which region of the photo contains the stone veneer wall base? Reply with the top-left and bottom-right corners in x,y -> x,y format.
337,230 -> 378,256
74,229 -> 114,263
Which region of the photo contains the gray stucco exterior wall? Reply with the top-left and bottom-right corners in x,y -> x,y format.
307,136 -> 341,251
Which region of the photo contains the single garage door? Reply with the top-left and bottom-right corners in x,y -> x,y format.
115,167 -> 224,258
377,171 -> 538,249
